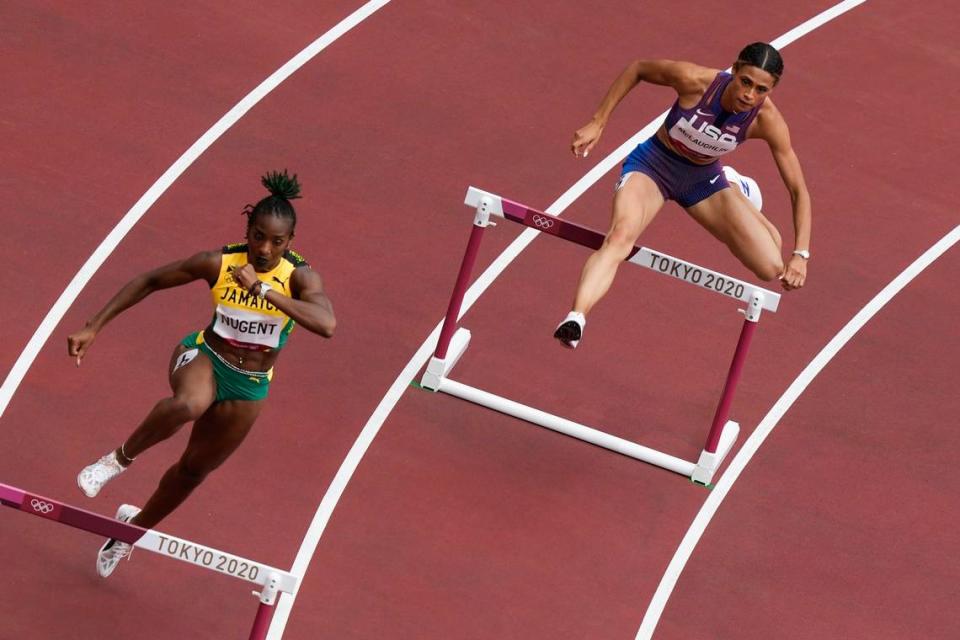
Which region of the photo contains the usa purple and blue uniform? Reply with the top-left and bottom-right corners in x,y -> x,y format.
619,72 -> 764,207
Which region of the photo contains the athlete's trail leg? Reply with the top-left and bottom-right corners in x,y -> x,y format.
119,344 -> 217,461
685,186 -> 783,281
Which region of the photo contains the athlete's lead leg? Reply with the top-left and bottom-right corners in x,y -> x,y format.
77,343 -> 216,498
555,172 -> 664,348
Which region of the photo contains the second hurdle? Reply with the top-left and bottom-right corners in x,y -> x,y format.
421,186 -> 782,486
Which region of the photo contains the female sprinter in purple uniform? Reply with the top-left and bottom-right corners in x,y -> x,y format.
555,43 -> 811,348
68,171 -> 336,576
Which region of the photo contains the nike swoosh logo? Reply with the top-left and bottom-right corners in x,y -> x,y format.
710,175 -> 721,184
696,109 -> 712,117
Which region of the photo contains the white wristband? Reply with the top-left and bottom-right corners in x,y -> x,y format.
256,281 -> 272,299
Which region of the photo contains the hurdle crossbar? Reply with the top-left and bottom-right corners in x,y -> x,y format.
422,186 -> 781,486
0,482 -> 296,639
464,186 -> 779,313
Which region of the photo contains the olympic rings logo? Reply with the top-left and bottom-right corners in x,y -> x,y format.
30,498 -> 55,514
531,214 -> 554,229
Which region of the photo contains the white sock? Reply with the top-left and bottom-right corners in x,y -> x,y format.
562,311 -> 586,327
722,165 -> 763,211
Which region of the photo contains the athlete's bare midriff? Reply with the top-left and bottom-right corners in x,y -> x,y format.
202,328 -> 281,372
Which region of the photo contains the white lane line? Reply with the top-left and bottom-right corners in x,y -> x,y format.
636,225 -> 960,639
0,0 -> 391,422
274,1 -> 870,635
270,42 -> 673,640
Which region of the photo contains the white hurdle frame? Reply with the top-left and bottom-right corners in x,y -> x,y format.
421,187 -> 781,486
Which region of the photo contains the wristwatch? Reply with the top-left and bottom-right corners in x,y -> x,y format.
792,249 -> 810,260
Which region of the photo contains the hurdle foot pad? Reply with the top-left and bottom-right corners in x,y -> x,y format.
691,421 -> 739,485
422,328 -> 471,390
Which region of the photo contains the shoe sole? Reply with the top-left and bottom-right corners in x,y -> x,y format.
97,505 -> 141,577
553,321 -> 582,349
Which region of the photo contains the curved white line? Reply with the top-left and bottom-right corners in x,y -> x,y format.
275,1 -> 870,636
636,225 -> 960,638
0,0 -> 391,422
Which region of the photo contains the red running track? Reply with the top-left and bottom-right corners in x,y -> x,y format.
1,1 -> 958,638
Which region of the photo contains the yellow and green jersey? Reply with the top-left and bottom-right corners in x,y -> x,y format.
208,244 -> 308,350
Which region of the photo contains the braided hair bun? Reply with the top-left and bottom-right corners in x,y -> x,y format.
261,169 -> 302,200
243,169 -> 302,230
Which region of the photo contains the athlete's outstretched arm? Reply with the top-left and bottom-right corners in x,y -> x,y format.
67,251 -> 221,365
570,59 -> 709,158
756,101 -> 812,290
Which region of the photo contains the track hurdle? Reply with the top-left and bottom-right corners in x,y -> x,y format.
422,187 -> 781,486
0,481 -> 296,639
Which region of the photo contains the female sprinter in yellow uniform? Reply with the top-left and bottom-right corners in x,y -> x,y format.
555,43 -> 811,348
68,170 -> 336,576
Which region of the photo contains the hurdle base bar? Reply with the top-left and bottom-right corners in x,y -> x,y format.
422,327 -> 471,390
436,376 -> 700,478
691,420 -> 740,486
422,328 -> 738,481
